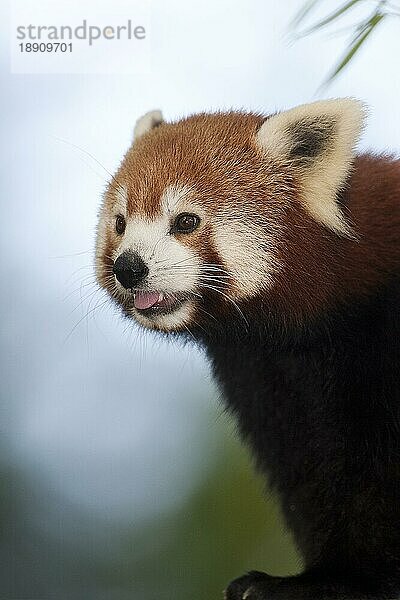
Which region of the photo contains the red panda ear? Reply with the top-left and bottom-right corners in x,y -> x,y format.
133,110 -> 164,141
256,98 -> 366,236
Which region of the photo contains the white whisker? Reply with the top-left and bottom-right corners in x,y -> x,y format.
198,283 -> 249,329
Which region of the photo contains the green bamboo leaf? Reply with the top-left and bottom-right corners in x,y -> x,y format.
299,0 -> 364,36
291,0 -> 320,28
323,12 -> 385,83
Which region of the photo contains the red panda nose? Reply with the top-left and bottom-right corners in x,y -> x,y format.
113,252 -> 149,289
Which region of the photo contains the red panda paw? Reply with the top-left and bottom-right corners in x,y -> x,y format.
223,570 -> 389,600
224,571 -> 282,600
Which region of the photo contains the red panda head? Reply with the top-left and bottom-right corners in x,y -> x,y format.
95,99 -> 365,333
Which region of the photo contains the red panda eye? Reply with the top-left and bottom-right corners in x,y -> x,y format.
115,215 -> 126,235
173,213 -> 200,234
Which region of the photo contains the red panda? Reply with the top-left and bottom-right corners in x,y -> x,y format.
95,99 -> 400,600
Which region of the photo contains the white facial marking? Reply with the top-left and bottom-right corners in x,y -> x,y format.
133,300 -> 195,331
213,216 -> 281,299
161,184 -> 198,215
117,215 -> 200,292
112,184 -> 201,330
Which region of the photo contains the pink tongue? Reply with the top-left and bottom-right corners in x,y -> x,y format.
134,291 -> 161,310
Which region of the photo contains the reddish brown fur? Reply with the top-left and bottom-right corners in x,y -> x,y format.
268,154 -> 400,320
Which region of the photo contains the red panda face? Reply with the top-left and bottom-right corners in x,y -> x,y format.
95,101 -> 365,332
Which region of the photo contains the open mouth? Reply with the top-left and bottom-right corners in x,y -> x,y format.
132,290 -> 189,316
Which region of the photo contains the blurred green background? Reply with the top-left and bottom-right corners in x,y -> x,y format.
0,421 -> 301,600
